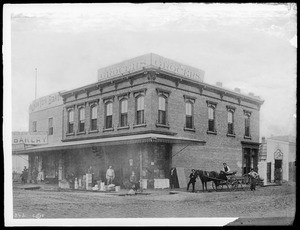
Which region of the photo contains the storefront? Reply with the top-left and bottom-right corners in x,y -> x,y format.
15,133 -> 204,189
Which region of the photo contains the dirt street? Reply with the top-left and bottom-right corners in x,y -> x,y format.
12,182 -> 295,225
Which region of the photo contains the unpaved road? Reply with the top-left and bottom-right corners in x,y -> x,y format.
12,182 -> 295,225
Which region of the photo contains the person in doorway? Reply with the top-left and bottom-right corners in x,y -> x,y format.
129,171 -> 139,191
221,163 -> 231,174
87,166 -> 95,186
106,166 -> 115,185
248,168 -> 259,191
187,169 -> 197,192
170,167 -> 178,189
21,166 -> 28,184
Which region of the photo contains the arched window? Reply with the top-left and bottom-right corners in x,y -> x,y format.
244,112 -> 251,137
105,102 -> 113,129
227,110 -> 234,135
90,105 -> 98,131
185,101 -> 193,129
78,107 -> 85,132
120,99 -> 128,127
136,96 -> 144,125
68,109 -> 74,133
208,106 -> 215,132
158,96 -> 166,125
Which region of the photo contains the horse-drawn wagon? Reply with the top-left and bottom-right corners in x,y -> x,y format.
196,170 -> 248,192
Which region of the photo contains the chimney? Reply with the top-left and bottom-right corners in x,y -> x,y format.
234,87 -> 241,93
248,92 -> 254,96
216,82 -> 222,87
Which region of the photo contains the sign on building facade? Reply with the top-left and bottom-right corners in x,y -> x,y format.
12,131 -> 48,145
29,92 -> 63,113
97,53 -> 205,82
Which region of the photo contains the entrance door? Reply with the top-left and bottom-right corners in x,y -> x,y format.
267,162 -> 271,183
274,159 -> 282,183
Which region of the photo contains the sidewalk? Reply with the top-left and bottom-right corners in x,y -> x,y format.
13,182 -> 179,195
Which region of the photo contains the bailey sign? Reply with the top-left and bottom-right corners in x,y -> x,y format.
98,53 -> 205,82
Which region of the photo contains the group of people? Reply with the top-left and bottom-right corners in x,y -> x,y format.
186,163 -> 260,192
87,165 -> 116,185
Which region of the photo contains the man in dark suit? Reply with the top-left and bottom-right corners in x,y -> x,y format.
170,167 -> 179,189
187,169 -> 197,192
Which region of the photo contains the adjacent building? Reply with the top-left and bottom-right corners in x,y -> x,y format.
258,135 -> 296,185
13,53 -> 264,189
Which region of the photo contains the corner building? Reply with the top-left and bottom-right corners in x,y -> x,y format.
15,53 -> 264,189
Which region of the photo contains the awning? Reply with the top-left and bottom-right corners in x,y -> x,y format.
13,133 -> 206,155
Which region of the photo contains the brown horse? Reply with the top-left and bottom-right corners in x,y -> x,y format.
195,170 -> 237,191
195,170 -> 220,192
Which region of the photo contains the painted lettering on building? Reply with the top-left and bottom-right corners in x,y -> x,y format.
12,132 -> 48,145
29,92 -> 63,113
98,53 -> 205,82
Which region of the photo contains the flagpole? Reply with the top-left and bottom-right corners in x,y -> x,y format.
35,68 -> 37,99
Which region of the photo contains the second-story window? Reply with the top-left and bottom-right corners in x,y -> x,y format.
244,111 -> 251,137
120,99 -> 128,127
185,101 -> 193,129
105,102 -> 113,129
207,101 -> 217,133
48,118 -> 53,135
78,107 -> 85,132
32,121 -> 37,132
208,107 -> 215,132
90,105 -> 98,131
227,110 -> 234,135
158,96 -> 166,125
136,96 -> 145,125
68,109 -> 74,133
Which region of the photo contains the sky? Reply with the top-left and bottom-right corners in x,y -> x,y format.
5,3 -> 297,139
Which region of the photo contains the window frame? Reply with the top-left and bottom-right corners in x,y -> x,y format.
226,106 -> 236,136
90,103 -> 98,131
48,117 -> 53,135
206,100 -> 218,134
67,108 -> 74,134
183,95 -> 196,131
244,110 -> 251,138
78,106 -> 86,133
32,121 -> 37,132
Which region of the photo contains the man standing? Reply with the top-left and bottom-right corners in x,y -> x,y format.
170,167 -> 178,189
187,169 -> 197,192
248,168 -> 259,191
106,166 -> 115,185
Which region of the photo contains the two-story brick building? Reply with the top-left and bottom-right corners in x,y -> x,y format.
13,53 -> 264,189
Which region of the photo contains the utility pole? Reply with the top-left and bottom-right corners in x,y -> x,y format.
35,68 -> 37,99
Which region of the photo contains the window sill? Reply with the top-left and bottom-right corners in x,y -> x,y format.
103,127 -> 114,132
184,127 -> 195,132
244,135 -> 252,140
207,130 -> 217,135
88,129 -> 99,134
117,125 -> 130,130
133,123 -> 147,128
156,123 -> 170,129
77,131 -> 86,135
227,133 -> 236,137
66,132 -> 75,136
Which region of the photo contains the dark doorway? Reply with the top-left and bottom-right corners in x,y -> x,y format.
274,159 -> 282,183
267,162 -> 271,183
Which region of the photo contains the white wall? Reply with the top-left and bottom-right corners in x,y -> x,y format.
12,155 -> 28,173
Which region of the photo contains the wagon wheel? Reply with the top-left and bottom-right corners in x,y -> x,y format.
230,180 -> 238,191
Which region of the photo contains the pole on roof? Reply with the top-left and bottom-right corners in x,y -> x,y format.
35,68 -> 38,99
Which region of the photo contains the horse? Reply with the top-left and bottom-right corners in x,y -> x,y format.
195,170 -> 220,192
195,170 -> 237,192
